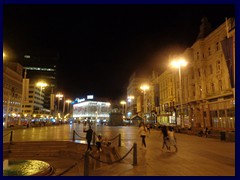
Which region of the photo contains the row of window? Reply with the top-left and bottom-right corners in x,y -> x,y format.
196,42 -> 220,60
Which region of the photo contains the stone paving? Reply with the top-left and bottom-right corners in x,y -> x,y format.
89,130 -> 235,176
3,124 -> 236,176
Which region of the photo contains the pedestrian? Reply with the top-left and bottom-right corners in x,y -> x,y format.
167,126 -> 178,152
161,125 -> 170,151
96,133 -> 103,152
84,125 -> 93,152
138,122 -> 147,150
204,127 -> 209,138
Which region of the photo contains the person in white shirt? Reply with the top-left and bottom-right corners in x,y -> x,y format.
138,122 -> 147,149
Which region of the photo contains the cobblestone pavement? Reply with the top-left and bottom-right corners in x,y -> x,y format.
3,124 -> 235,176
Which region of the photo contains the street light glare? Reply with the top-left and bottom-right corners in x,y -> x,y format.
65,99 -> 72,103
36,81 -> 48,88
120,100 -> 126,105
171,58 -> 187,68
140,84 -> 150,91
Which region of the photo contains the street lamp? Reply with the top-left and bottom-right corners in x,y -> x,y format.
140,84 -> 150,123
127,95 -> 135,118
65,99 -> 72,114
171,58 -> 187,128
120,100 -> 126,115
36,81 -> 48,114
56,93 -> 64,119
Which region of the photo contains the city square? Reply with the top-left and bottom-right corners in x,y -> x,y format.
3,3 -> 236,176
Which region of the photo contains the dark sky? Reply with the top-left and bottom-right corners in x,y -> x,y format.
3,4 -> 235,101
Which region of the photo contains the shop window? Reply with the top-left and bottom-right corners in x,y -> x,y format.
210,110 -> 218,128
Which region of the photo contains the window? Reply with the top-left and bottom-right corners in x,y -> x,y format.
208,47 -> 211,56
211,83 -> 215,93
219,80 -> 223,91
209,65 -> 213,74
216,42 -> 219,51
216,60 -> 221,72
198,69 -> 201,77
197,52 -> 199,59
193,84 -> 195,97
200,86 -> 202,97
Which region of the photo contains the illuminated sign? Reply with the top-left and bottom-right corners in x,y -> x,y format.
87,95 -> 94,99
75,98 -> 85,103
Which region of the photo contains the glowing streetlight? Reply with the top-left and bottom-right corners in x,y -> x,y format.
65,99 -> 72,114
56,93 -> 64,118
170,58 -> 187,128
36,81 -> 48,114
140,84 -> 150,122
127,95 -> 135,102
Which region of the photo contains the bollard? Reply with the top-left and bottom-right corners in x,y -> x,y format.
84,151 -> 89,176
73,130 -> 75,141
92,131 -> 96,145
118,134 -> 121,147
133,143 -> 137,166
10,131 -> 13,144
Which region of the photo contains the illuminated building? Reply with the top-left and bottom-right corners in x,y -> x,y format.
73,98 -> 111,121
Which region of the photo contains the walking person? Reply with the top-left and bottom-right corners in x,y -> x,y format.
161,125 -> 170,151
84,125 -> 93,152
96,134 -> 103,153
138,122 -> 147,150
167,126 -> 178,152
204,127 -> 209,138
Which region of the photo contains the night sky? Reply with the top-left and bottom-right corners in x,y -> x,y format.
3,4 -> 235,101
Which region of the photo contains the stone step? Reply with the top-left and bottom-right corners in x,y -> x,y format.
3,141 -> 121,175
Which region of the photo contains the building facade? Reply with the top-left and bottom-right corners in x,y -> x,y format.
152,17 -> 235,131
73,100 -> 111,122
3,62 -> 23,127
126,72 -> 148,119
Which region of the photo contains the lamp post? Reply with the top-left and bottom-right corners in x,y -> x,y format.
120,100 -> 126,115
56,93 -> 64,120
140,84 -> 150,123
127,95 -> 134,118
65,99 -> 72,114
36,81 -> 48,114
171,58 -> 187,128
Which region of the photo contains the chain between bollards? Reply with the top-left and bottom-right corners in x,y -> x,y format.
72,130 -> 75,141
133,142 -> 137,166
118,133 -> 121,147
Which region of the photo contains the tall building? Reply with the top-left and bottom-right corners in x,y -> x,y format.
20,53 -> 58,114
3,62 -> 23,127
